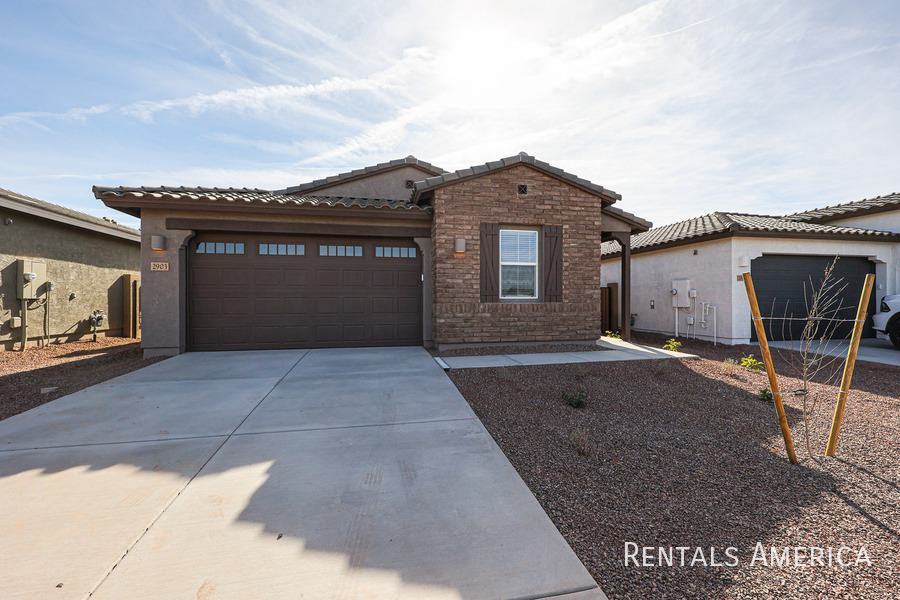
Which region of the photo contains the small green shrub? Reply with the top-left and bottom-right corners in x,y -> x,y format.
722,358 -> 740,375
758,387 -> 774,402
740,354 -> 764,372
562,390 -> 587,409
663,338 -> 682,352
604,330 -> 622,339
570,427 -> 593,456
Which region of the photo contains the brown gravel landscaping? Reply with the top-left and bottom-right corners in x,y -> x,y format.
0,338 -> 165,421
449,332 -> 899,600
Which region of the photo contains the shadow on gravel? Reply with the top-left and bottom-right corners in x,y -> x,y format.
449,357 -> 849,599
0,343 -> 160,420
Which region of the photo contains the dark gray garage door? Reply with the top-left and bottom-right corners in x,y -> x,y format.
189,234 -> 422,351
750,254 -> 876,342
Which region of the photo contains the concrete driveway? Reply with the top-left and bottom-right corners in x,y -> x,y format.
770,337 -> 900,367
0,347 -> 605,600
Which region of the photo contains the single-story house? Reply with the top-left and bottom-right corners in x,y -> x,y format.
0,188 -> 141,350
94,153 -> 651,357
600,193 -> 900,345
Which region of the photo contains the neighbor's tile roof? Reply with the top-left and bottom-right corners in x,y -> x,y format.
412,152 -> 622,203
785,192 -> 900,222
92,186 -> 432,212
1,186 -> 140,239
279,156 -> 445,195
601,212 -> 899,255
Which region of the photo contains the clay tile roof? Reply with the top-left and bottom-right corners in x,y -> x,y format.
785,192 -> 900,222
92,186 -> 432,214
279,156 -> 445,195
601,211 -> 899,256
411,152 -> 622,203
0,187 -> 140,241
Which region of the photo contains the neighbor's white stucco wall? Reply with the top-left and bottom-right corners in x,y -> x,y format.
824,211 -> 900,234
730,237 -> 895,343
602,235 -> 898,345
601,238 -> 733,343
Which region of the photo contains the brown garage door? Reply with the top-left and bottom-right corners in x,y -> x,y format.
188,234 -> 422,351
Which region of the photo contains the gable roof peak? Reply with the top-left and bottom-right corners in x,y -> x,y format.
411,152 -> 621,203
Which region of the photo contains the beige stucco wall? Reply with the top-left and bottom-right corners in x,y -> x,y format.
294,166 -> 435,201
0,210 -> 140,349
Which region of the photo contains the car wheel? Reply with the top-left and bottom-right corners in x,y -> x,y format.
890,321 -> 900,349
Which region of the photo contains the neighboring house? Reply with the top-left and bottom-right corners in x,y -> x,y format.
0,188 -> 141,350
95,153 -> 651,357
600,194 -> 900,345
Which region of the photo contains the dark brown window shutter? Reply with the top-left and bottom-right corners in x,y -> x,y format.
480,223 -> 500,302
543,225 -> 563,302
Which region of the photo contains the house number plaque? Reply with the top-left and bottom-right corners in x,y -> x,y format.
150,262 -> 170,272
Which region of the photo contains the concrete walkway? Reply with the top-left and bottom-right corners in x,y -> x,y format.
770,337 -> 900,368
439,337 -> 696,369
0,347 -> 605,600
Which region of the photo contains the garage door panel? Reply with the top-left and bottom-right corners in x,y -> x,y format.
283,269 -> 310,286
191,298 -> 218,316
284,297 -> 313,314
342,325 -> 367,342
317,271 -> 340,287
751,254 -> 875,342
343,270 -> 367,286
397,271 -> 420,287
254,297 -> 283,315
316,325 -> 341,343
342,298 -> 366,314
398,297 -> 419,314
255,269 -> 283,286
190,235 -> 422,350
372,271 -> 395,286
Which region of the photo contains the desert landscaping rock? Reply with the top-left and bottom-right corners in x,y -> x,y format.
449,332 -> 899,600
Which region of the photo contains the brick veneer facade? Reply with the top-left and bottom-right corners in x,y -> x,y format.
431,165 -> 604,345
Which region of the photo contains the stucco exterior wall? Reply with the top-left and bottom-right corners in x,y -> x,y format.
293,166 -> 435,201
601,238 -> 733,343
431,165 -> 605,345
602,236 -> 897,345
825,211 -> 900,234
0,210 -> 139,350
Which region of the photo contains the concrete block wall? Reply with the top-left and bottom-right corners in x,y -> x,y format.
431,165 -> 605,345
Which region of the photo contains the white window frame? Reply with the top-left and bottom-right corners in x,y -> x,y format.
499,229 -> 539,300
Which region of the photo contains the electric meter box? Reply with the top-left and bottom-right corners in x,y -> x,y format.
16,259 -> 47,299
672,278 -> 691,308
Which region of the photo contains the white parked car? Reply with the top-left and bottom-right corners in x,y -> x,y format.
872,294 -> 900,349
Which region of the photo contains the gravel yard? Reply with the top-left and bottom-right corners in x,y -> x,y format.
449,332 -> 899,600
0,338 -> 164,420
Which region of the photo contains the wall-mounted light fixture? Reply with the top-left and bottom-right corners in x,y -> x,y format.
3,217 -> 12,226
454,238 -> 466,254
738,255 -> 750,268
150,235 -> 167,251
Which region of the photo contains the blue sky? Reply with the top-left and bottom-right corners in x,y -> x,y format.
1,0 -> 899,230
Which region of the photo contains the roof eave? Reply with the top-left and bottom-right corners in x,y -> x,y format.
3,192 -> 140,242
278,157 -> 445,196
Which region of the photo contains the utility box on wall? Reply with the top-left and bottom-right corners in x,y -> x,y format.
16,259 -> 47,299
672,278 -> 691,308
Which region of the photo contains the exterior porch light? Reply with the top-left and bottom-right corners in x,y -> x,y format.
454,238 -> 466,254
151,235 -> 167,251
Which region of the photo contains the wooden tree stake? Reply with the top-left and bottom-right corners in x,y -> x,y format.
825,273 -> 875,456
743,273 -> 798,464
